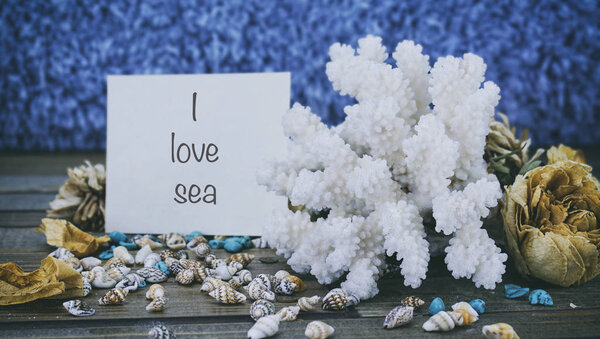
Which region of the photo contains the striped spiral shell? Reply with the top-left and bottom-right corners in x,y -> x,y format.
274,280 -> 297,295
176,249 -> 188,260
187,235 -> 208,250
146,284 -> 165,300
194,242 -> 212,259
148,325 -> 175,339
168,261 -> 185,276
233,269 -> 252,285
134,235 -> 163,250
106,265 -> 131,282
383,305 -> 413,329
176,269 -> 195,285
252,274 -> 278,291
247,314 -> 280,339
401,296 -> 425,308
422,311 -> 462,331
274,270 -> 290,281
200,277 -> 231,293
226,253 -> 255,267
322,288 -> 348,311
80,256 -> 102,271
158,249 -> 177,261
277,305 -> 300,321
482,323 -> 519,339
98,288 -> 128,305
204,253 -> 217,266
113,246 -> 134,265
250,299 -> 275,321
144,253 -> 162,268
136,267 -> 168,283
63,299 -> 95,317
245,282 -> 276,301
103,257 -> 127,270
146,295 -> 168,312
305,320 -> 334,339
208,286 -> 247,304
48,247 -> 74,261
115,273 -> 145,292
298,295 -> 321,312
451,301 -> 479,319
135,245 -> 153,265
82,278 -> 92,296
283,275 -> 305,292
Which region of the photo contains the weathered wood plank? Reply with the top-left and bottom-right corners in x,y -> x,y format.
0,211 -> 46,227
0,175 -> 65,193
0,193 -> 55,211
0,153 -> 105,176
0,227 -> 48,248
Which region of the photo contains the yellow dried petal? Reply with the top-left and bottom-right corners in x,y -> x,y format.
36,219 -> 110,257
547,144 -> 587,165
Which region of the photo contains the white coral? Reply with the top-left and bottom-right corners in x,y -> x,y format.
257,35 -> 506,299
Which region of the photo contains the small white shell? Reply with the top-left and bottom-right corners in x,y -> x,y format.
98,288 -> 128,305
482,323 -> 520,339
273,270 -> 290,281
136,267 -> 168,283
383,305 -> 413,329
274,280 -> 296,295
194,242 -> 211,259
113,246 -> 134,265
80,257 -> 102,271
200,277 -> 231,293
176,269 -> 195,285
106,265 -> 131,282
146,295 -> 168,312
144,253 -> 162,268
82,278 -> 92,296
298,296 -> 321,312
277,305 -> 300,321
89,267 -> 117,289
247,314 -> 280,339
115,273 -> 145,292
232,269 -> 253,285
134,235 -> 163,250
135,245 -> 153,265
250,299 -> 275,321
305,320 -> 334,339
48,248 -> 74,261
245,282 -> 276,301
422,311 -> 460,332
252,237 -> 269,248
208,286 -> 246,304
208,264 -> 239,280
146,284 -> 165,300
148,325 -> 174,339
63,299 -> 95,317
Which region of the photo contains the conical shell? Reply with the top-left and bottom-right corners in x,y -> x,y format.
298,296 -> 321,312
82,278 -> 92,296
80,256 -> 102,271
245,281 -> 276,301
482,323 -> 520,339
146,295 -> 168,312
252,274 -> 277,291
63,299 -> 95,317
200,277 -> 231,292
452,301 -> 479,318
89,267 -> 117,288
158,249 -> 177,261
106,265 -> 131,282
204,253 -> 217,266
305,320 -> 334,339
422,311 -> 460,331
383,305 -> 413,329
451,309 -> 477,326
134,235 -> 162,250
115,273 -> 145,292
176,269 -> 195,285
104,257 -> 127,270
98,288 -> 128,305
228,260 -> 243,271
135,245 -> 153,265
144,253 -> 161,268
283,275 -> 305,292
136,267 -> 168,283
148,325 -> 174,339
248,314 -> 280,339
274,280 -> 297,295
277,305 -> 300,321
169,261 -> 185,276
187,235 -> 208,250
195,242 -> 211,259
322,288 -> 348,311
226,253 -> 255,267
401,296 -> 425,308
234,269 -> 253,285
250,299 -> 275,321
113,246 -> 134,265
273,270 -> 290,281
146,284 -> 165,300
208,286 -> 246,304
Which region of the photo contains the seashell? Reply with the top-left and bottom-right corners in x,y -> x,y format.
248,314 -> 280,339
146,295 -> 168,312
214,235 -> 228,241
469,299 -> 486,314
144,253 -> 162,268
482,323 -> 520,339
345,295 -> 360,307
64,257 -> 83,272
226,253 -> 255,267
176,269 -> 195,285
194,242 -> 212,259
113,246 -> 134,265
252,237 -> 269,249
115,273 -> 146,292
504,284 -> 529,299
106,265 -> 131,282
229,277 -> 243,290
228,260 -> 244,271
208,286 -> 247,304
224,240 -> 243,253
208,264 -> 239,280
135,245 -> 153,265
244,283 -> 276,301
89,267 -> 117,288
168,261 -> 185,276
108,230 -> 128,243
63,299 -> 95,317
422,311 -> 461,331
48,247 -> 75,261
82,278 -> 92,296
98,246 -> 114,260
186,235 -> 208,250
200,277 -> 231,292
159,249 -> 177,261
153,261 -> 170,276
283,275 -> 305,292
250,299 -> 275,321
274,280 -> 297,295
451,309 -> 477,326
429,297 -> 445,315
136,267 -> 168,283
80,256 -> 102,271
252,274 -> 278,291
204,253 -> 217,266
160,233 -> 186,251
277,305 -> 300,321
148,324 -> 175,339
451,301 -> 479,318
298,295 -> 321,312
192,266 -> 208,282
98,287 -> 128,305
401,296 -> 425,308
103,257 -> 127,270
273,270 -> 290,281
134,235 -> 162,250
164,257 -> 178,267
209,258 -> 226,269
383,305 -> 413,329
233,269 -> 253,285
305,320 -> 334,339
176,249 -> 188,260
322,288 -> 348,311
529,289 -> 553,306
146,284 -> 165,300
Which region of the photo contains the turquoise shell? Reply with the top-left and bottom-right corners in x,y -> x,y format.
469,299 -> 486,314
428,297 -> 445,315
186,231 -> 204,241
119,240 -> 138,250
224,240 -> 243,253
209,239 -> 224,249
529,289 -> 553,306
108,231 -> 127,244
504,284 -> 529,299
98,245 -> 115,260
153,261 -> 170,276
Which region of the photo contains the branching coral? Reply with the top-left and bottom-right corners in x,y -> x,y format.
257,35 -> 506,299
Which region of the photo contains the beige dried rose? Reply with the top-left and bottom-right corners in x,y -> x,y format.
502,160 -> 600,286
547,144 -> 586,165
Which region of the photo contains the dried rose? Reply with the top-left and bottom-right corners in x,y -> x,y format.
502,160 -> 600,286
547,144 -> 586,165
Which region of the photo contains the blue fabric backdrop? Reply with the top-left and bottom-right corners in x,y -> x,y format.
1,0 -> 598,150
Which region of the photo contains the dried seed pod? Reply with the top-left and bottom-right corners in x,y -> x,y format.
113,246 -> 134,265
274,280 -> 297,295
146,284 -> 165,300
144,253 -> 162,268
134,235 -> 162,250
208,286 -> 247,304
401,296 -> 425,308
200,277 -> 231,293
194,242 -> 211,259
248,314 -> 280,339
322,288 -> 349,311
383,305 -> 413,329
250,299 -> 275,321
98,288 -> 128,305
226,253 -> 255,267
80,256 -> 102,271
136,267 -> 168,283
146,295 -> 168,312
305,320 -> 334,339
422,311 -> 462,331
135,245 -> 153,265
106,265 -> 131,282
482,323 -> 519,339
148,325 -> 175,339
176,269 -> 195,285
277,305 -> 300,321
63,299 -> 95,317
298,295 -> 321,312
115,273 -> 146,292
283,275 -> 305,292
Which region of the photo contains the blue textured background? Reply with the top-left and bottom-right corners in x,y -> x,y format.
1,0 -> 598,151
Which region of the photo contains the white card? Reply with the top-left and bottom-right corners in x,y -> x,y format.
106,73 -> 289,235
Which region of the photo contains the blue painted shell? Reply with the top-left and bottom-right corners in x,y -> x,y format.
108,231 -> 127,244
119,240 -> 138,250
224,241 -> 243,253
504,284 -> 529,299
469,299 -> 485,314
529,289 -> 553,306
186,231 -> 204,241
428,297 -> 445,315
99,245 -> 115,260
209,239 -> 224,249
153,261 -> 170,276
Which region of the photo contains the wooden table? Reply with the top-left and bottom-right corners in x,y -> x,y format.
1,153 -> 599,338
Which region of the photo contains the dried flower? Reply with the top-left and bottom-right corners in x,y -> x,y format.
547,144 -> 586,165
502,160 -> 600,286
